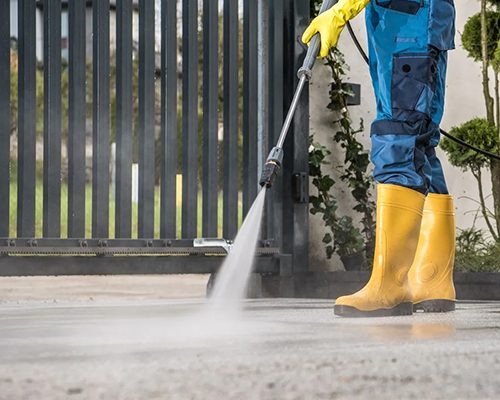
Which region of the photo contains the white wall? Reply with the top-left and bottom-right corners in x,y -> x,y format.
309,1 -> 494,270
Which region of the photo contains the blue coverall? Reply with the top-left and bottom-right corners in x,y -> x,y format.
366,0 -> 456,194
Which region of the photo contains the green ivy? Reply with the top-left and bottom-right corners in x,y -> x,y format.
309,137 -> 365,257
308,1 -> 376,262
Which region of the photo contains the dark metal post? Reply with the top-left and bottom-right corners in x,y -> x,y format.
138,0 -> 155,238
43,0 -> 62,238
282,0 -> 309,273
17,0 -> 37,238
0,0 -> 10,237
202,0 -> 219,238
160,0 -> 178,239
223,0 -> 239,239
266,0 -> 284,248
92,0 -> 111,238
257,0 -> 270,243
243,0 -> 259,216
182,0 -> 199,238
115,0 -> 133,239
68,0 -> 87,238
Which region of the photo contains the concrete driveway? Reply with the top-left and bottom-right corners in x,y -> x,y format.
1,295 -> 500,400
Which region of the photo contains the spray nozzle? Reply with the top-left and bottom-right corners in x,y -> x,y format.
259,147 -> 284,188
259,161 -> 281,188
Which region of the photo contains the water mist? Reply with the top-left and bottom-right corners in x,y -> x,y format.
206,188 -> 267,315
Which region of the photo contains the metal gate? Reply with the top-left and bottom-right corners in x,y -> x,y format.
0,0 -> 309,278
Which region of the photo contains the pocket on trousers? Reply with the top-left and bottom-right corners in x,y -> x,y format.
375,0 -> 423,15
391,53 -> 437,119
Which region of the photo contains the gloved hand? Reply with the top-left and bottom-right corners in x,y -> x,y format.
302,0 -> 371,58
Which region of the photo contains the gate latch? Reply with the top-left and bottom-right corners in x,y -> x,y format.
292,172 -> 309,204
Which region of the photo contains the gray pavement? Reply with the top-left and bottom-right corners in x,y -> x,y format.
1,298 -> 500,400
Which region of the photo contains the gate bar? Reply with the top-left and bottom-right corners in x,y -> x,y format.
202,0 -> 219,237
243,0 -> 259,215
68,0 -> 87,238
17,0 -> 37,238
160,0 -> 178,239
267,0 -> 284,248
282,0 -> 309,272
181,0 -> 199,238
92,0 -> 111,238
0,0 -> 10,237
138,0 -> 156,238
223,0 -> 239,239
115,0 -> 134,239
43,0 -> 62,238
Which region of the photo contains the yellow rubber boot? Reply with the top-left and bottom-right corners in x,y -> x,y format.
334,184 -> 425,317
408,194 -> 456,313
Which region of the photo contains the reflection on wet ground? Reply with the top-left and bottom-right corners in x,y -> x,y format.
356,322 -> 456,341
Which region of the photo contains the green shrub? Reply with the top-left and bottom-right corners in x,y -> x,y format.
461,11 -> 500,62
441,118 -> 499,172
455,228 -> 500,272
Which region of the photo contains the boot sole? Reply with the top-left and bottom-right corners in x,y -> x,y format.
413,300 -> 455,313
334,302 -> 413,318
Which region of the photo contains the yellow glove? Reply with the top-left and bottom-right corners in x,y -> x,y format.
302,0 -> 371,58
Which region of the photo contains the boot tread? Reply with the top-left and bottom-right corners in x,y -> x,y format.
334,302 -> 413,318
413,300 -> 455,313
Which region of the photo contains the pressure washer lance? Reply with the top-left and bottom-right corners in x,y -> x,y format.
259,0 -> 337,188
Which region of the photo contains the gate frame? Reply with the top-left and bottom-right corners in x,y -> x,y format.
0,0 -> 310,288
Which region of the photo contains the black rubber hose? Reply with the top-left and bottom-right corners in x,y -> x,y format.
346,22 -> 369,64
345,21 -> 500,162
439,129 -> 500,160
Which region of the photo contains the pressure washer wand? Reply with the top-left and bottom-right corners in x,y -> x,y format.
259,0 -> 336,188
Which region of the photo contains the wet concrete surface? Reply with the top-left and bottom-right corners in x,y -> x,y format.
1,299 -> 500,399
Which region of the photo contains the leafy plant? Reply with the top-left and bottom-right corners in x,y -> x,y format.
442,118 -> 499,172
457,227 -> 488,254
325,49 -> 376,258
442,119 -> 499,241
462,11 -> 500,62
489,0 -> 500,7
309,138 -> 365,258
453,3 -> 500,242
455,227 -> 500,272
308,0 -> 375,263
332,216 -> 365,257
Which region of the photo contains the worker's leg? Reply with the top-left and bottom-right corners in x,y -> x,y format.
335,1 -> 431,317
366,1 -> 455,194
369,49 -> 440,194
426,48 -> 449,194
408,49 -> 456,312
334,1 -> 457,317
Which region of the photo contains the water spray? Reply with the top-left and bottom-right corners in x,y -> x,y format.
259,0 -> 337,189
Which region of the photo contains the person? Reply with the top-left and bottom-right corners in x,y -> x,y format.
302,0 -> 457,317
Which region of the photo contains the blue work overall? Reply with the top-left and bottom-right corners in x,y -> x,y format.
365,0 -> 456,194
